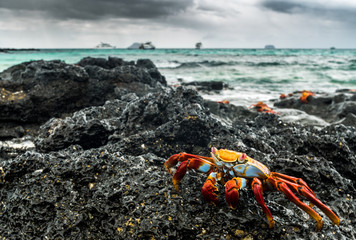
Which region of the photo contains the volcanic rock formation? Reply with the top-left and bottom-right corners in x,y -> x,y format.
0,58 -> 354,239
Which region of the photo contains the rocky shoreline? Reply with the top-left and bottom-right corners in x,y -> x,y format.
0,48 -> 40,53
0,57 -> 355,239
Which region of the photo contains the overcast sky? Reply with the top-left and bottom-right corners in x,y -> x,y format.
0,0 -> 355,48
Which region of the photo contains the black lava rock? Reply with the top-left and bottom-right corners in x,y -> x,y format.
274,90 -> 356,127
181,81 -> 228,91
77,56 -> 126,69
29,87 -> 356,239
0,57 -> 166,125
0,59 -> 355,240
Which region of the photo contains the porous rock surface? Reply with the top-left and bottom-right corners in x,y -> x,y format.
0,59 -> 355,239
274,90 -> 356,127
0,57 -> 166,139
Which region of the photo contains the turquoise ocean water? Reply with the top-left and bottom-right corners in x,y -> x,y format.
1,48 -> 356,106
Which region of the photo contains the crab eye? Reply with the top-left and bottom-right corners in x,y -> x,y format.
211,147 -> 218,155
238,153 -> 247,163
211,147 -> 221,162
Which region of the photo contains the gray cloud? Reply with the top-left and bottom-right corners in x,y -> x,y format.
1,0 -> 355,48
261,0 -> 356,25
0,0 -> 194,20
261,1 -> 304,14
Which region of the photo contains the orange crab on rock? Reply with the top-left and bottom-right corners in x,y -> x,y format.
299,90 -> 315,103
250,101 -> 278,114
217,100 -> 230,104
279,93 -> 287,99
164,148 -> 340,230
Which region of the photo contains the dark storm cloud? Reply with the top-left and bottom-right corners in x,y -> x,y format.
261,0 -> 356,24
261,1 -> 304,14
0,0 -> 194,20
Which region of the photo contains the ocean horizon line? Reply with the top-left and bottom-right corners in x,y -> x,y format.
1,47 -> 356,50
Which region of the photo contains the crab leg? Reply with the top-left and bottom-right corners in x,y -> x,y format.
225,177 -> 247,209
251,178 -> 275,228
202,172 -> 221,205
165,152 -> 214,175
171,157 -> 214,191
274,177 -> 340,227
271,172 -> 315,195
269,178 -> 324,231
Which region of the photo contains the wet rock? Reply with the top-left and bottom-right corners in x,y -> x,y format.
0,48 -> 39,53
337,101 -> 356,118
181,81 -> 228,91
136,59 -> 157,69
204,99 -> 258,122
334,113 -> 356,127
77,56 -> 126,69
0,57 -> 166,126
278,109 -> 329,126
34,98 -> 127,152
0,136 -> 35,159
35,87 -> 220,156
0,124 -> 25,139
274,90 -> 356,127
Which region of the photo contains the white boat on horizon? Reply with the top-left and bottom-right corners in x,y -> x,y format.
264,45 -> 275,49
128,42 -> 155,50
95,42 -> 116,49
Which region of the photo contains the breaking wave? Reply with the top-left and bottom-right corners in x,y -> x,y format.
173,60 -> 235,69
166,60 -> 293,69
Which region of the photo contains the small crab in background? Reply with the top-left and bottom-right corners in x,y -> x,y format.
250,101 -> 278,114
279,90 -> 315,103
217,100 -> 230,104
299,90 -> 315,103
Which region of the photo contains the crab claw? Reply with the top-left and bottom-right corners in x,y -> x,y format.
164,153 -> 184,175
225,177 -> 247,209
169,155 -> 215,192
172,160 -> 188,191
202,172 -> 220,205
225,181 -> 239,209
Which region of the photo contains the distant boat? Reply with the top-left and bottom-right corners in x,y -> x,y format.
139,42 -> 155,50
264,45 -> 275,49
195,42 -> 202,49
128,42 -> 155,50
95,42 -> 116,49
330,47 -> 336,50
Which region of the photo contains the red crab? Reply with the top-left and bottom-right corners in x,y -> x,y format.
164,148 -> 340,230
299,90 -> 315,103
217,100 -> 230,104
280,93 -> 287,99
250,101 -> 278,114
